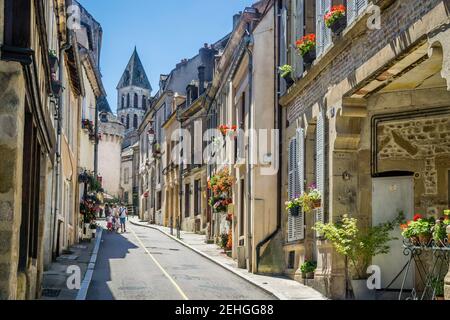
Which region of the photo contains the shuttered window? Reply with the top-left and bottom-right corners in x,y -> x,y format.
291,0 -> 304,78
316,111 -> 325,229
288,132 -> 305,243
347,0 -> 368,25
316,0 -> 332,57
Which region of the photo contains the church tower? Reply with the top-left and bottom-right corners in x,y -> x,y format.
117,47 -> 152,148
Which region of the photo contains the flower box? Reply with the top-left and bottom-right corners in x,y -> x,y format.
325,5 -> 347,35
302,50 -> 316,65
296,34 -> 316,64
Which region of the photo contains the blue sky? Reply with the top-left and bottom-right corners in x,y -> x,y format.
78,0 -> 254,113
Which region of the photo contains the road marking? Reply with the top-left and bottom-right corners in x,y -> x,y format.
130,226 -> 189,300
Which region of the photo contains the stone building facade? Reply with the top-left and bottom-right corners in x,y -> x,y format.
278,0 -> 450,299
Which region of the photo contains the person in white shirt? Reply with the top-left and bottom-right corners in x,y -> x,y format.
119,204 -> 128,233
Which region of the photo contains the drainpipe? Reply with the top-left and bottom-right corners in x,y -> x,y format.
52,41 -> 72,259
244,25 -> 254,273
255,2 -> 282,273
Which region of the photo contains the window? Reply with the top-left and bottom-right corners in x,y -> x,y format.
142,95 -> 146,109
316,0 -> 331,57
134,93 -> 138,108
347,0 -> 368,25
127,93 -> 130,108
126,114 -> 130,129
133,114 -> 138,129
124,168 -> 130,185
287,131 -> 305,243
124,192 -> 129,204
121,95 -> 125,109
121,116 -> 125,125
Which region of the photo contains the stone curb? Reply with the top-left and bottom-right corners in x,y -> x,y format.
129,219 -> 284,300
76,228 -> 103,300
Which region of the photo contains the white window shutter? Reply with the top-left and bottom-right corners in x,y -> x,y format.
322,0 -> 332,50
316,111 -> 325,227
347,0 -> 356,24
348,0 -> 368,24
316,0 -> 332,56
316,0 -> 323,56
295,128 -> 305,240
293,0 -> 304,78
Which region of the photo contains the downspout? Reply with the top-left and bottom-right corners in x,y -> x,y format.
52,41 -> 72,259
244,25 -> 254,273
255,1 -> 282,273
94,100 -> 99,176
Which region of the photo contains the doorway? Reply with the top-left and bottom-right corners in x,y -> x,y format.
372,176 -> 414,289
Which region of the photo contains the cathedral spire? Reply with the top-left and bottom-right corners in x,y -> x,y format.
117,48 -> 152,91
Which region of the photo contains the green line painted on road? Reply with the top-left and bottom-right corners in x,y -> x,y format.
130,226 -> 189,300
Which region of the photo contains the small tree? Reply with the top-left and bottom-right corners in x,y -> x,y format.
314,214 -> 402,280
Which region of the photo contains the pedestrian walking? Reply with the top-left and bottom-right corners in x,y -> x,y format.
106,214 -> 113,232
119,204 -> 128,233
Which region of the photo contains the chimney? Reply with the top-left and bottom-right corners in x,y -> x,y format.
198,65 -> 206,95
233,12 -> 242,30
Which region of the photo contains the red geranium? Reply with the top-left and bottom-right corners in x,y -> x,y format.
296,34 -> 316,56
413,214 -> 422,222
324,5 -> 346,28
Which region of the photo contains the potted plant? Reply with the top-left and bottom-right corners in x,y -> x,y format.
307,185 -> 322,209
431,277 -> 445,300
401,214 -> 434,246
433,219 -> 448,247
300,261 -> 317,279
220,232 -> 229,250
279,64 -> 294,88
325,5 -> 347,35
296,34 -> 316,64
285,197 -> 302,217
315,214 -> 401,300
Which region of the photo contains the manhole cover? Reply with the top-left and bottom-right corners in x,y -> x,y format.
42,289 -> 61,298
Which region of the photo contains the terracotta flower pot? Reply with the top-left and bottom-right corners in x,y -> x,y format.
312,199 -> 322,209
419,233 -> 432,246
410,236 -> 420,246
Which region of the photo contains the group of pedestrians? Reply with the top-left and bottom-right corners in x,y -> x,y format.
105,204 -> 128,233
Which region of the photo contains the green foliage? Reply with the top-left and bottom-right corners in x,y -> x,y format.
314,214 -> 401,280
433,220 -> 448,243
431,277 -> 445,297
402,218 -> 434,238
279,64 -> 293,78
219,233 -> 229,249
300,261 -> 317,274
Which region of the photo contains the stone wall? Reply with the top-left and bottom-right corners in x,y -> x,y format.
0,61 -> 25,299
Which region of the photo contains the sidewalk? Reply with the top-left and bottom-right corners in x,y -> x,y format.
129,217 -> 326,300
40,229 -> 102,300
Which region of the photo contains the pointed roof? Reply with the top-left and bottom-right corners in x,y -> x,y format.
117,47 -> 152,90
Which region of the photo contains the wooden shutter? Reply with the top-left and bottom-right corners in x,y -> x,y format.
316,0 -> 331,56
316,111 -> 325,227
295,128 -> 305,240
292,0 -> 304,78
348,0 -> 368,24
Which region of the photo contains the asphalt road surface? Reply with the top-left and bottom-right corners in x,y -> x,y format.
86,222 -> 276,300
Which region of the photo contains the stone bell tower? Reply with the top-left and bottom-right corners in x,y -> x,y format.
116,47 -> 152,149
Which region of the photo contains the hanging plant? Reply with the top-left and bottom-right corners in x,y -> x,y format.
325,5 -> 347,34
208,167 -> 235,213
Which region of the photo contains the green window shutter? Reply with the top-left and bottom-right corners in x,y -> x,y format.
316,111 -> 325,227
295,128 -> 305,240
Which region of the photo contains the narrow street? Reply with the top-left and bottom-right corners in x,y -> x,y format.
87,223 -> 275,300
